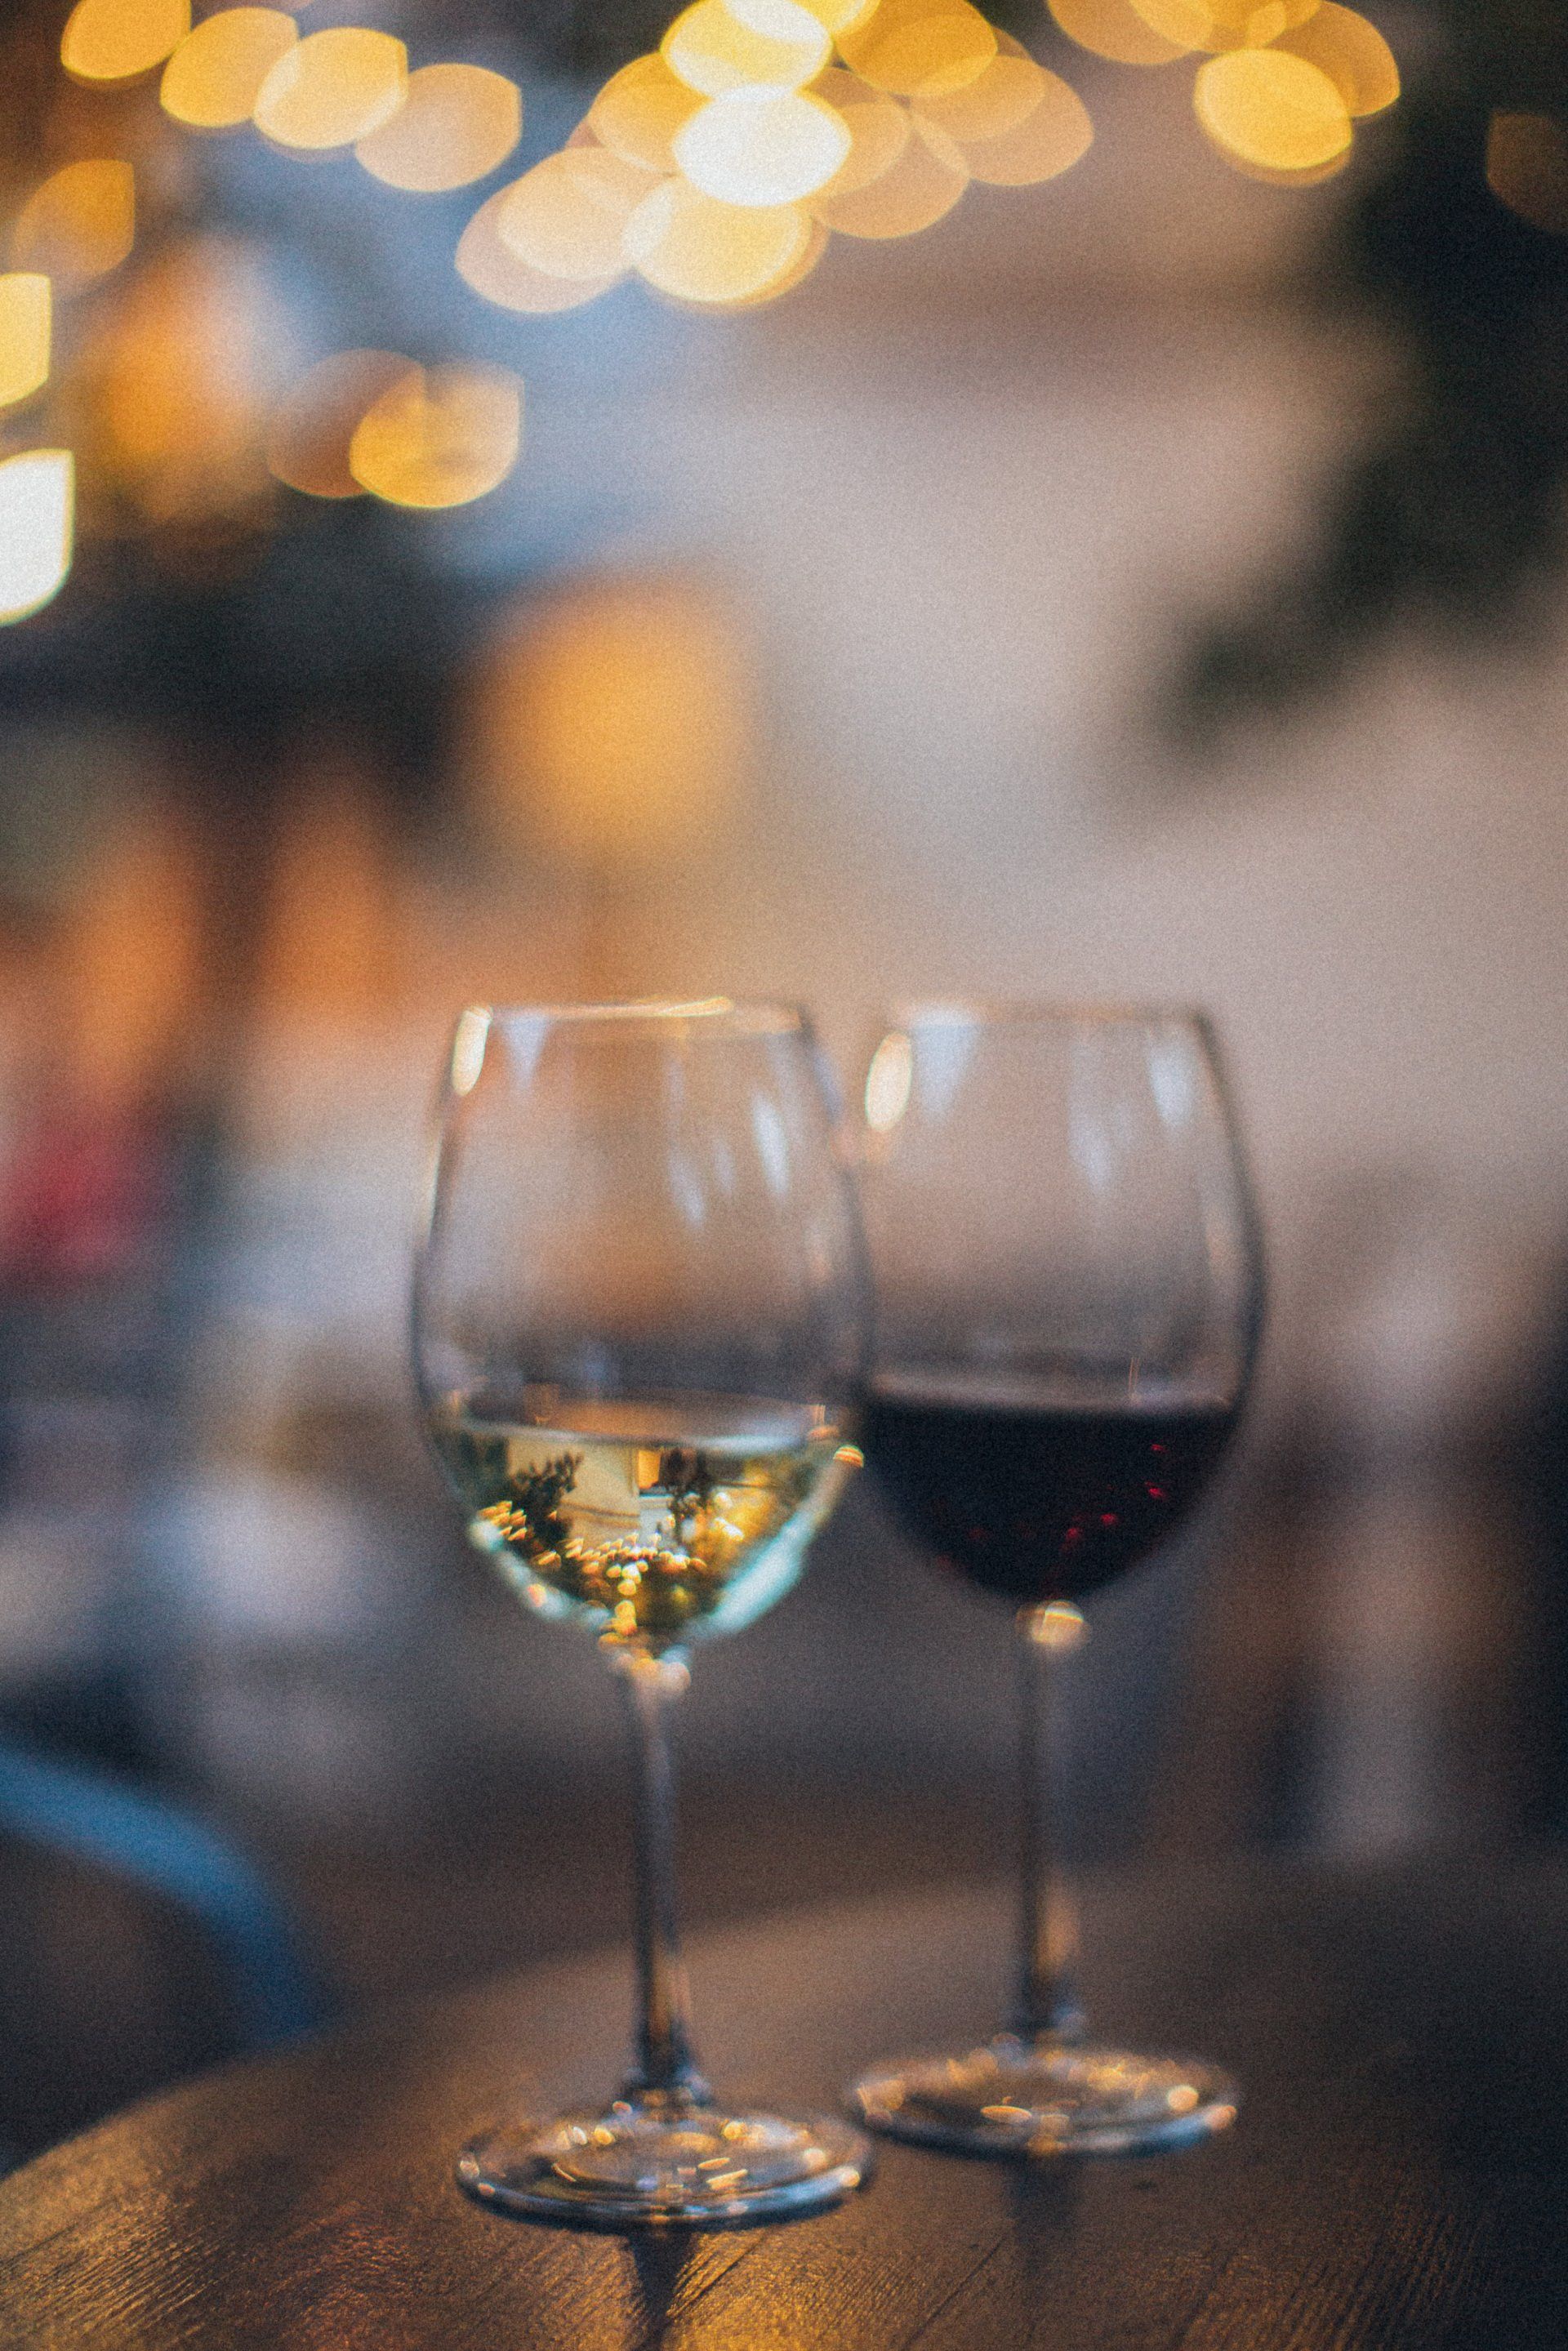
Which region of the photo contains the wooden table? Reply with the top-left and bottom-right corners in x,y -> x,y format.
3,1855 -> 1567,2348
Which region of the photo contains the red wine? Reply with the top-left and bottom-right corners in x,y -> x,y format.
863,1375 -> 1240,1605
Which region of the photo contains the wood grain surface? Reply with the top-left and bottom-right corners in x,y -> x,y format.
3,1855 -> 1568,2349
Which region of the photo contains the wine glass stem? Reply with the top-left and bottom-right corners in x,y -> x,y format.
1013,1610 -> 1088,2045
617,1652 -> 712,2110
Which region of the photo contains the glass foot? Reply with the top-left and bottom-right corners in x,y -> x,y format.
457,2099 -> 875,2229
850,2036 -> 1239,2158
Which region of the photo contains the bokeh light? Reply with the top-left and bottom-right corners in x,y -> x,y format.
253,27 -> 408,151
0,451 -> 74,624
915,40 -> 1047,142
354,64 -> 522,192
837,0 -> 997,100
496,147 -> 653,283
161,8 -> 298,129
1194,47 -> 1351,172
11,161 -> 135,287
663,0 -> 831,99
457,188 -> 621,311
1487,114 -> 1568,238
589,54 -> 704,173
468,573 -> 750,862
813,109 -> 968,235
1046,0 -> 1192,67
1272,3 -> 1396,118
1131,0 -> 1320,54
0,277 -> 51,409
810,66 -> 911,194
625,177 -> 812,301
766,0 -> 879,31
266,349 -> 412,498
61,0 -> 189,85
949,67 -> 1094,185
675,88 -> 851,205
348,363 -> 522,507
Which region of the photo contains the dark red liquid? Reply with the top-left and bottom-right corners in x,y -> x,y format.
862,1382 -> 1240,1605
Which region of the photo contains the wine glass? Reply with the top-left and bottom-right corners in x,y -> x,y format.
414,998 -> 874,2227
849,1001 -> 1263,2157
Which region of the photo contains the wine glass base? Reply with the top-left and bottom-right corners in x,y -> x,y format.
457,2101 -> 875,2229
849,2036 -> 1239,2158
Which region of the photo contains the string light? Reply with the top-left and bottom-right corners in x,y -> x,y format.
0,277 -> 51,409
0,451 -> 74,624
161,9 -> 299,129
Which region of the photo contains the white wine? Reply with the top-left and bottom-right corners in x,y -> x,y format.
430,1391 -> 858,1649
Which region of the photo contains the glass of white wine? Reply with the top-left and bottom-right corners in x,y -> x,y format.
415,998 -> 874,2229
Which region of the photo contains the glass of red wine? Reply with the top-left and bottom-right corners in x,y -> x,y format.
849,1001 -> 1262,2157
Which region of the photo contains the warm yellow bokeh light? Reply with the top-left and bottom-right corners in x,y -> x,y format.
0,452 -> 74,625
1273,3 -> 1397,118
253,27 -> 407,150
469,573 -> 751,863
916,47 -> 1046,143
11,161 -> 135,287
496,147 -> 652,283
349,364 -> 521,508
837,0 -> 997,100
457,188 -> 621,311
267,349 -> 412,498
589,54 -> 704,173
1486,114 -> 1568,238
0,278 -> 51,409
813,110 -> 968,235
811,67 -> 911,196
675,89 -> 851,206
953,69 -> 1093,185
626,177 -> 812,302
760,0 -> 878,32
62,0 -> 189,84
1194,47 -> 1350,171
1131,0 -> 1319,53
354,64 -> 521,191
1046,0 -> 1191,65
663,0 -> 831,98
161,8 -> 298,128
719,216 -> 829,305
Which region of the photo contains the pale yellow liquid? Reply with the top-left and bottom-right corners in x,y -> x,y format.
430,1393 -> 857,1647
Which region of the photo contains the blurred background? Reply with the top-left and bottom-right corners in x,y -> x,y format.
2,0 -> 1567,2164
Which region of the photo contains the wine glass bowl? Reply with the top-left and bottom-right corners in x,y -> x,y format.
850,1000 -> 1262,2158
415,999 -> 874,2226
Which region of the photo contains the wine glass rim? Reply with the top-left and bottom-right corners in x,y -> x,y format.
461,996 -> 809,1037
885,996 -> 1214,1031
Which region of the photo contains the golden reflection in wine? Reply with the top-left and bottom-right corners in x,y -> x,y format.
266,349 -> 412,498
1193,45 -> 1350,172
589,54 -> 705,172
1272,2 -> 1396,116
1046,0 -> 1191,66
161,7 -> 298,128
950,69 -> 1093,185
0,278 -> 51,410
626,176 -> 811,301
354,64 -> 522,191
253,26 -> 407,150
348,362 -> 521,508
496,147 -> 653,281
675,87 -> 851,205
11,161 -> 135,287
663,0 -> 831,98
813,109 -> 967,235
1132,0 -> 1321,50
1487,113 -> 1568,238
457,189 -> 623,311
837,0 -> 997,100
62,0 -> 189,84
0,451 -> 74,625
810,66 -> 910,194
467,572 -> 748,862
